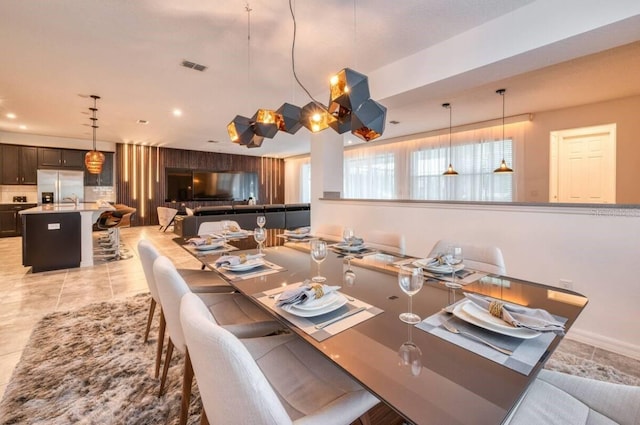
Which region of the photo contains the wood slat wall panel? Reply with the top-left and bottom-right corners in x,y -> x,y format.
115,144 -> 284,227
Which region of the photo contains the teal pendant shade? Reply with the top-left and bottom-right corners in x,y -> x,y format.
275,103 -> 302,134
351,99 -> 386,142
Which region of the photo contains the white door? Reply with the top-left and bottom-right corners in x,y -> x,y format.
549,124 -> 616,204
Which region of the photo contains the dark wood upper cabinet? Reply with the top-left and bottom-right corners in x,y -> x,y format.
38,148 -> 85,170
0,144 -> 37,185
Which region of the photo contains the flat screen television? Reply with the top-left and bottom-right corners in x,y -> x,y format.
165,168 -> 258,202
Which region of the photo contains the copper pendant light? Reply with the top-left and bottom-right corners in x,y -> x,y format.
84,95 -> 105,174
494,89 -> 514,173
442,103 -> 458,176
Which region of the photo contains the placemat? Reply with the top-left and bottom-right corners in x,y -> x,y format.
276,234 -> 315,243
255,282 -> 383,342
215,259 -> 286,281
329,245 -> 378,258
416,299 -> 564,376
183,243 -> 239,257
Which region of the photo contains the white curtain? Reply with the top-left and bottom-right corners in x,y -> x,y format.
284,156 -> 311,203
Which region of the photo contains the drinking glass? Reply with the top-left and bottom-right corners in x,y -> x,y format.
398,325 -> 422,376
344,257 -> 356,286
444,246 -> 463,304
221,220 -> 230,239
310,240 -> 328,282
342,227 -> 355,246
398,266 -> 423,324
257,216 -> 266,228
254,227 -> 266,254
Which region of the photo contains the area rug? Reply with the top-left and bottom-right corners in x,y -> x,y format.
0,294 -> 200,425
1,295 -> 638,424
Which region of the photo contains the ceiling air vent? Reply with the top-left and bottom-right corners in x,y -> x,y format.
181,60 -> 208,72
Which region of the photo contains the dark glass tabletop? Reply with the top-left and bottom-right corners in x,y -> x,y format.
175,233 -> 588,425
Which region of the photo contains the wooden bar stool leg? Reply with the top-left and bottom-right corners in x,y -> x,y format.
179,350 -> 194,425
159,338 -> 173,396
144,298 -> 156,343
155,310 -> 166,378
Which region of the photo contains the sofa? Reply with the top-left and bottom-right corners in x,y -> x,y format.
173,203 -> 310,237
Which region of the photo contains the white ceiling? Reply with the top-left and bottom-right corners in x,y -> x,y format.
1,0 -> 639,158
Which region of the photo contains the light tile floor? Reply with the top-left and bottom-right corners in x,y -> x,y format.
0,226 -> 638,399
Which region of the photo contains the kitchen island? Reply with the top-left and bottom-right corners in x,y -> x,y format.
19,202 -> 114,271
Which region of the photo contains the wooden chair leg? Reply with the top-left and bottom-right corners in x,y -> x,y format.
144,298 -> 156,343
155,310 -> 166,379
358,411 -> 372,425
159,338 -> 174,396
200,408 -> 209,425
180,350 -> 194,425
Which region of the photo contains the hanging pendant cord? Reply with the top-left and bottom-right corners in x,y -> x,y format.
288,0 -> 321,105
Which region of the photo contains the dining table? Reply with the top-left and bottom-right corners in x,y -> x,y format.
175,229 -> 588,425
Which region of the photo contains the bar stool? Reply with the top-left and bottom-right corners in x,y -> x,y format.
95,205 -> 136,261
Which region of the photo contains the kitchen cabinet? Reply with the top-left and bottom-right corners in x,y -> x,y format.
84,151 -> 113,186
38,148 -> 85,170
0,203 -> 36,237
0,144 -> 38,185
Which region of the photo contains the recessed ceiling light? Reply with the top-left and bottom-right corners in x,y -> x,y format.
347,139 -> 353,145
173,109 -> 182,117
137,119 -> 149,125
19,125 -> 27,130
6,113 -> 16,119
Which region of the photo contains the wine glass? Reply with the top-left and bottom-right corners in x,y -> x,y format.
254,227 -> 266,255
344,257 -> 356,286
398,266 -> 423,324
342,227 -> 355,246
257,216 -> 266,228
444,246 -> 463,304
398,325 -> 422,376
310,240 -> 327,282
221,220 -> 230,239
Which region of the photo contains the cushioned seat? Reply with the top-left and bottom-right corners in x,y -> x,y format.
180,292 -> 380,425
508,370 -> 640,425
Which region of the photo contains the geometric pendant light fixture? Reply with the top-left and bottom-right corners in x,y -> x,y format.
442,102 -> 458,176
84,94 -> 105,174
494,88 -> 514,173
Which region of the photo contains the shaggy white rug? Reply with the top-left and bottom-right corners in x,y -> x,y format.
1,294 -> 638,424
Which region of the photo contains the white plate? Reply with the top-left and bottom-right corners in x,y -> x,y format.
412,258 -> 436,268
335,243 -> 366,252
423,263 -> 465,274
290,291 -> 343,311
194,241 -> 226,251
280,294 -> 348,317
225,231 -> 249,238
221,259 -> 264,272
453,301 -> 540,339
285,232 -> 311,239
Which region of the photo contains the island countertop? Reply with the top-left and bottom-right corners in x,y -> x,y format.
18,203 -> 114,214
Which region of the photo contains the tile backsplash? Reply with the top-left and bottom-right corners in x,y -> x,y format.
0,185 -> 38,203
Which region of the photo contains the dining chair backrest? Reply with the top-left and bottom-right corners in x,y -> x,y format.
137,239 -> 162,304
314,223 -> 343,242
180,293 -> 293,425
428,239 -> 506,275
185,207 -> 194,216
198,220 -> 240,236
154,255 -> 192,353
363,230 -> 406,255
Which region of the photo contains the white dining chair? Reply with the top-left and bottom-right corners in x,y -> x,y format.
314,223 -> 343,242
507,369 -> 640,425
153,255 -> 283,425
428,239 -> 506,275
362,230 -> 406,255
180,292 -> 380,425
137,240 -> 236,375
197,219 -> 241,236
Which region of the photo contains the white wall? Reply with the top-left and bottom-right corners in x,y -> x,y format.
311,199 -> 640,359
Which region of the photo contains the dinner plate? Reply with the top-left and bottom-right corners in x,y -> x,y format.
284,232 -> 311,239
291,291 -> 343,311
335,243 -> 366,252
221,259 -> 264,272
421,262 -> 465,274
225,231 -> 249,238
279,294 -> 348,317
453,300 -> 540,339
194,241 -> 226,251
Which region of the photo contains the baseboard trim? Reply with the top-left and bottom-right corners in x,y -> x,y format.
567,327 -> 640,361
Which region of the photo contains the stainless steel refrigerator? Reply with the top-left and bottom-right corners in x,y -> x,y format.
37,170 -> 84,204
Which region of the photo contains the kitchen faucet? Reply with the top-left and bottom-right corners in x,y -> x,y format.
63,194 -> 79,206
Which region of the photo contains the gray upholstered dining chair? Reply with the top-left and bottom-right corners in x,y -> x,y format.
428,239 -> 506,275
507,369 -> 640,424
138,239 -> 237,377
153,255 -> 283,425
180,292 -> 380,425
